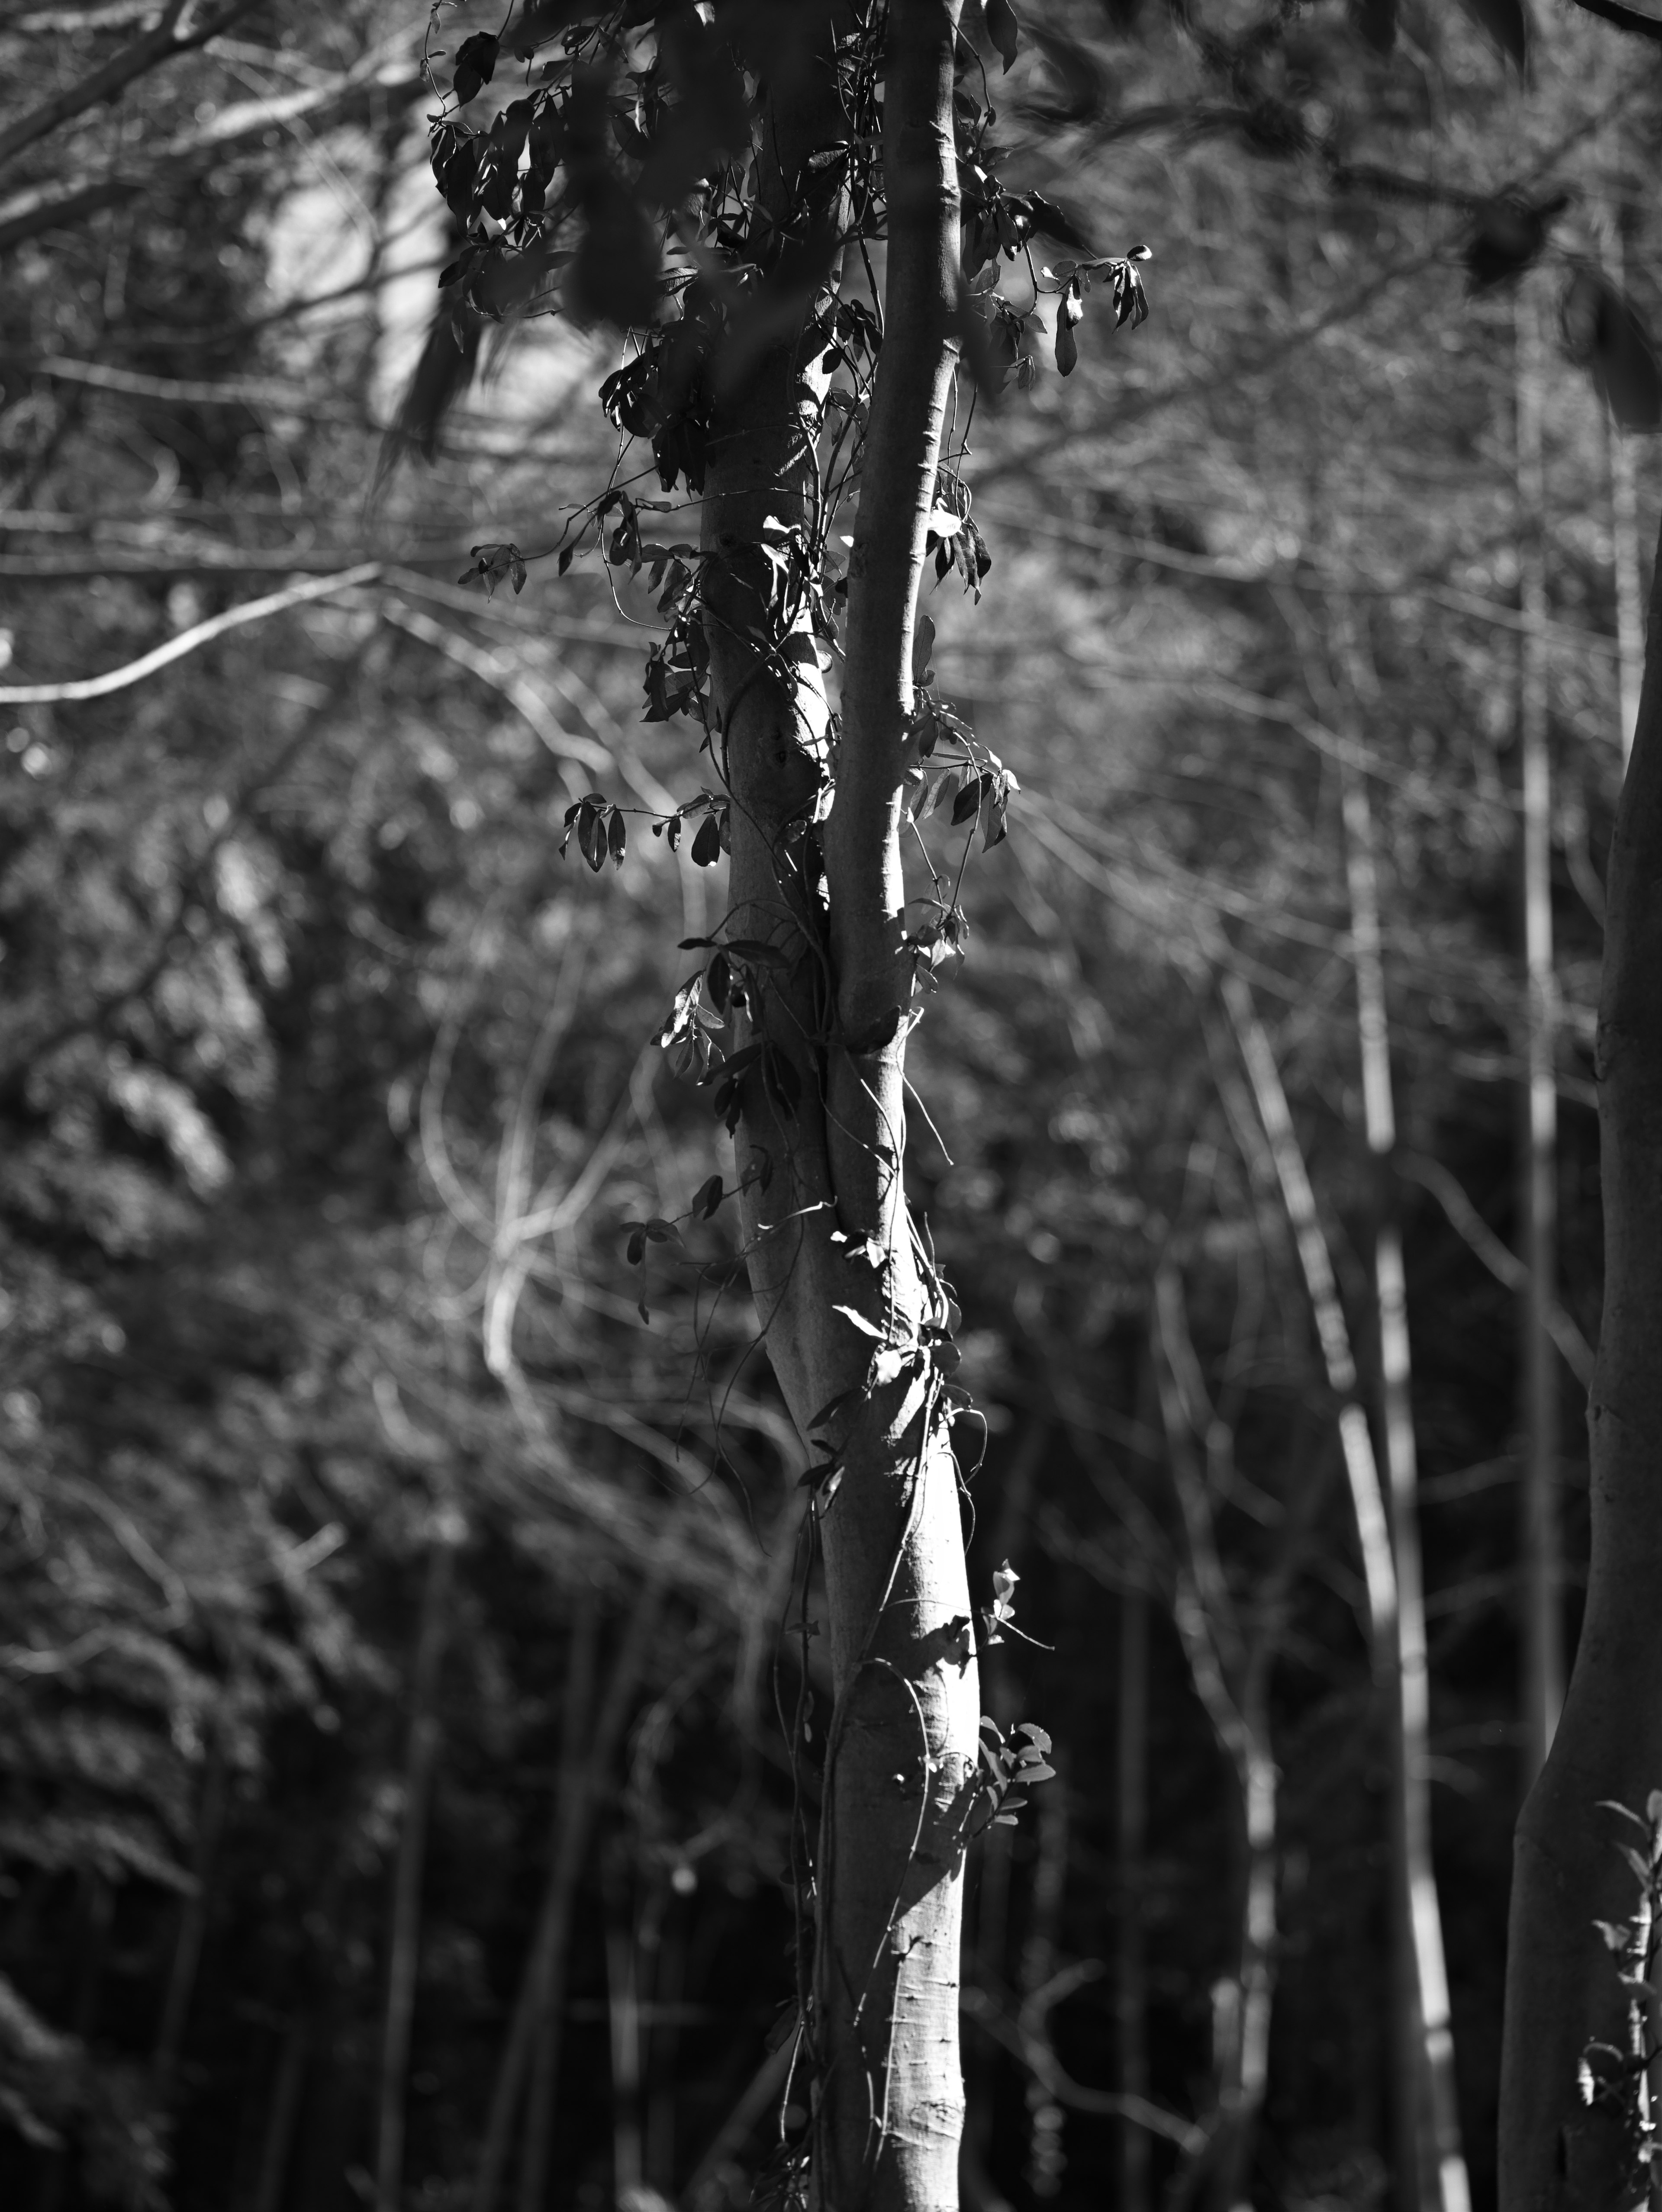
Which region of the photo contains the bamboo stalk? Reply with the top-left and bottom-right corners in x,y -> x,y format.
514,1590 -> 599,2212
1515,277 -> 1565,1788
1117,1577 -> 1150,2212
470,1551 -> 669,2212
1339,750 -> 1469,2212
1221,971 -> 1470,2212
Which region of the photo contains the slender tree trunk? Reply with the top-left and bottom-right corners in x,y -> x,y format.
1118,1578 -> 1151,2212
137,1719 -> 228,2207
605,1850 -> 644,2202
1340,761 -> 1468,2212
1019,1775 -> 1069,2199
376,1509 -> 462,2212
703,8 -> 976,2206
1221,975 -> 1469,2212
1515,278 -> 1565,1789
152,1723 -> 227,2101
1600,203 -> 1646,768
515,1590 -> 599,2212
1499,516 -> 1662,2208
1152,1276 -> 1278,2212
472,1564 -> 662,2212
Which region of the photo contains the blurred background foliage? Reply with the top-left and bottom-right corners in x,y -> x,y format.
0,2 -> 1657,2210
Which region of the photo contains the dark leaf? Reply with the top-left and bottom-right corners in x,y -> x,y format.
951,775 -> 986,826
691,813 -> 723,867
1027,193 -> 1095,253
608,807 -> 628,866
912,614 -> 936,690
452,31 -> 499,106
625,1225 -> 646,1266
984,0 -> 1022,71
693,1174 -> 724,1220
1055,315 -> 1078,376
706,949 -> 731,1014
808,1386 -> 858,1432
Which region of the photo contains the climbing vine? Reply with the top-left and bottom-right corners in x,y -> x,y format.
421,3 -> 1152,2188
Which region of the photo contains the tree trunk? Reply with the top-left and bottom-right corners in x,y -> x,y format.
1152,1274 -> 1278,2212
1340,758 -> 1469,2212
1515,276 -> 1565,1789
1599,199 -> 1645,769
1221,973 -> 1469,2212
1498,515 -> 1662,2209
702,6 -> 976,2206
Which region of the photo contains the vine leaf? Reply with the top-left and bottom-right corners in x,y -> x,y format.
985,0 -> 1023,72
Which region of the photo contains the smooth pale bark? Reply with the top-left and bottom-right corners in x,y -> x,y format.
1221,974 -> 1469,2212
1516,279 -> 1565,1788
1599,202 -> 1645,767
1153,1274 -> 1279,2212
1340,759 -> 1469,2212
703,7 -> 976,2206
1498,516 -> 1662,2209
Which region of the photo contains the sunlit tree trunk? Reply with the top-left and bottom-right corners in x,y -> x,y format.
1153,1270 -> 1281,2212
1599,200 -> 1645,768
1499,515 -> 1662,2209
1221,974 -> 1469,2212
703,7 -> 977,2204
1339,758 -> 1468,2212
1515,279 -> 1565,1789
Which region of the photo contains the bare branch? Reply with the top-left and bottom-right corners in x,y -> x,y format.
0,0 -> 262,177
0,562 -> 380,703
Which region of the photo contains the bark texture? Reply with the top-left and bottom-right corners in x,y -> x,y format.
700,6 -> 976,2206
1499,515 -> 1662,2208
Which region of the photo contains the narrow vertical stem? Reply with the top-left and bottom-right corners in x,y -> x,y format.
376,1511 -> 461,2212
1340,757 -> 1470,2212
472,1556 -> 666,2212
515,1589 -> 600,2212
151,1723 -> 228,2094
606,1858 -> 644,2200
1223,969 -> 1471,2211
1601,203 -> 1646,768
1117,1580 -> 1150,2212
1018,1774 -> 1069,2199
1515,278 -> 1564,1787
